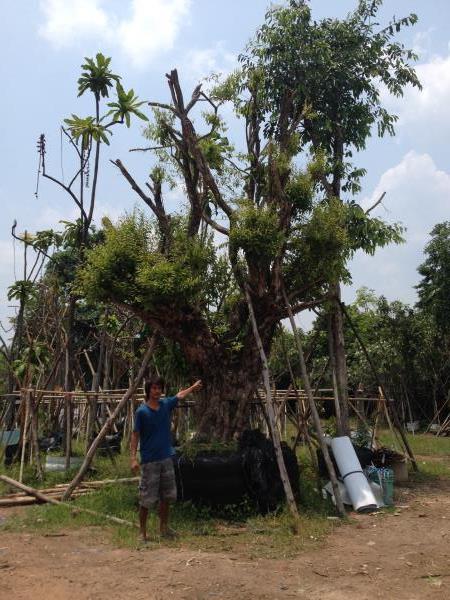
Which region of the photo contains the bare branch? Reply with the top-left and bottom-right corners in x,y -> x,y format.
112,159 -> 172,253
61,127 -> 82,159
202,211 -> 229,236
11,221 -> 53,262
111,159 -> 158,215
185,84 -> 203,113
148,101 -> 177,115
365,191 -> 386,215
42,171 -> 88,223
129,145 -> 170,153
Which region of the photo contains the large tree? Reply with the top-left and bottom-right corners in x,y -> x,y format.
242,0 -> 421,433
81,0 -> 418,440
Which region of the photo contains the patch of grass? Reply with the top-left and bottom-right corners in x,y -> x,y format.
1,444 -> 341,559
410,458 -> 450,481
180,440 -> 238,461
0,450 -> 133,495
1,480 -> 338,558
376,430 -> 450,481
378,430 -> 450,457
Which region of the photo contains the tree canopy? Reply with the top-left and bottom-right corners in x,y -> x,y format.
77,1 -> 420,437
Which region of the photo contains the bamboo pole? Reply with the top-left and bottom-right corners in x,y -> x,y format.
62,334 -> 158,501
64,392 -> 73,471
244,285 -> 300,530
19,391 -> 31,483
282,288 -> 346,518
29,392 -> 44,481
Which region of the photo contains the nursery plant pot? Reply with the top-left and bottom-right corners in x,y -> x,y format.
173,430 -> 300,514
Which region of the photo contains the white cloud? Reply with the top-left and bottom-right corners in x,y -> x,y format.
38,0 -> 111,46
38,0 -> 191,67
35,205 -> 80,229
412,28 -> 435,58
382,49 -> 450,140
183,42 -> 236,82
118,0 -> 191,68
346,151 -> 450,305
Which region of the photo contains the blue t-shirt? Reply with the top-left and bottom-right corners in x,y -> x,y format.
133,396 -> 178,464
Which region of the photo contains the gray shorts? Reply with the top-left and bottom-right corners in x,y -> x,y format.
139,458 -> 177,508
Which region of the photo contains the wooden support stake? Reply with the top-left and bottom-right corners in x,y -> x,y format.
19,391 -> 31,483
244,285 -> 300,531
29,392 -> 44,481
282,288 -> 346,518
64,392 -> 73,471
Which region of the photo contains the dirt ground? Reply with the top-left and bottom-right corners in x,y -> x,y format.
1,478 -> 449,600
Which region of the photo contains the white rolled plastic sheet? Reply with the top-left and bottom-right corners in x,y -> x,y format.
330,436 -> 377,513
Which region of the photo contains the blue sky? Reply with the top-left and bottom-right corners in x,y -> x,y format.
1,1 -> 450,331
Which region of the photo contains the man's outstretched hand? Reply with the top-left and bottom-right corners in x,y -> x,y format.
191,380 -> 203,392
177,380 -> 203,400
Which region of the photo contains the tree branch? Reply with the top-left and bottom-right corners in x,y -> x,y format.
365,191 -> 386,215
111,159 -> 158,215
41,172 -> 88,223
202,211 -> 229,236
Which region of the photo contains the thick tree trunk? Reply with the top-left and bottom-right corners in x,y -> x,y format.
194,355 -> 262,441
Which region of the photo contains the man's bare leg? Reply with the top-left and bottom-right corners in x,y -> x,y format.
159,500 -> 169,534
139,506 -> 149,540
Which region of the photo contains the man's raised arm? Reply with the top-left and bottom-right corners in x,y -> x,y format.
176,380 -> 203,400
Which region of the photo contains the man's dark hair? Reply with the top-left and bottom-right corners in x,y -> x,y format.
144,376 -> 165,398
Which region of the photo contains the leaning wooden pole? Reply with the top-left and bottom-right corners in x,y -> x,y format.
19,391 -> 31,483
244,285 -> 300,530
282,289 -> 346,518
62,334 -> 158,501
0,474 -> 135,527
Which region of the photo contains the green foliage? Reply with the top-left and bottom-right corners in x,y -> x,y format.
307,285 -> 450,421
198,130 -> 233,172
80,212 -> 152,304
64,115 -> 112,146
13,342 -> 51,380
106,83 -> 148,127
230,202 -> 284,264
286,199 -> 350,288
241,0 -> 421,190
416,222 -> 450,333
78,53 -> 121,99
345,202 -> 404,256
7,280 -> 36,302
81,212 -> 216,311
32,229 -> 63,253
180,439 -> 238,461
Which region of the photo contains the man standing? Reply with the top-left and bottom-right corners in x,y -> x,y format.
130,376 -> 202,541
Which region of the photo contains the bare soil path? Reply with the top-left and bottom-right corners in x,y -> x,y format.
1,479 -> 449,600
